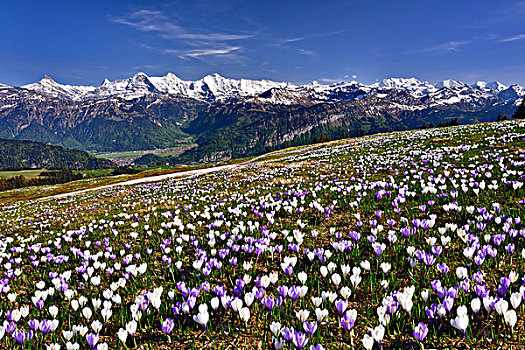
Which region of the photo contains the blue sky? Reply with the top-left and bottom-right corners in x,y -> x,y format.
2,0 -> 525,86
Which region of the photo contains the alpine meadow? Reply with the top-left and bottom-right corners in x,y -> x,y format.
1,1 -> 525,349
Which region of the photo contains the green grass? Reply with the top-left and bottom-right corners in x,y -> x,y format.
0,163 -> 212,204
0,169 -> 43,179
94,139 -> 197,160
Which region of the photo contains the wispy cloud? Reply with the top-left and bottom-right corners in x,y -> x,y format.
110,9 -> 254,42
110,9 -> 254,61
110,10 -> 181,34
319,78 -> 340,83
176,33 -> 253,41
422,40 -> 470,53
276,37 -> 305,46
164,46 -> 241,59
273,29 -> 347,57
498,34 -> 525,42
298,49 -> 316,56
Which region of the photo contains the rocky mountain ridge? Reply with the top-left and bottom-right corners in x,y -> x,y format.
1,73 -> 524,162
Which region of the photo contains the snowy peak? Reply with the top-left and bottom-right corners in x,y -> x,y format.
486,81 -> 508,92
92,73 -> 158,100
23,75 -> 95,100
473,81 -> 508,92
11,73 -> 525,107
376,78 -> 437,97
436,79 -> 468,89
197,73 -> 292,100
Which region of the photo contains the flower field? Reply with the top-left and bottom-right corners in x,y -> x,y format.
1,120 -> 525,349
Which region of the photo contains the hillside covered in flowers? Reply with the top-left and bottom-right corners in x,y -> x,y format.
1,120 -> 525,349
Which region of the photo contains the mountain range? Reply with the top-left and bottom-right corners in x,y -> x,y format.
1,73 -> 524,162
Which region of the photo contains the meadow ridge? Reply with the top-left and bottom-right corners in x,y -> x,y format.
1,120 -> 525,349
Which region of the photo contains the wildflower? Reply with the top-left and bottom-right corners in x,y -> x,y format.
262,296 -> 275,311
296,309 -> 310,322
239,307 -> 250,325
413,322 -> 428,342
510,292 -> 522,309
303,321 -> 318,336
85,333 -> 99,349
471,298 -> 481,314
504,310 -> 517,331
372,324 -> 385,344
91,320 -> 102,334
193,304 -> 209,330
292,330 -> 309,349
270,322 -> 282,336
161,318 -> 174,335
96,343 -> 108,350
331,273 -> 341,286
362,334 -> 374,350
12,330 -> 25,345
274,336 -> 285,349
450,305 -> 469,337
117,328 -> 127,344
339,310 -> 356,331
335,299 -> 348,315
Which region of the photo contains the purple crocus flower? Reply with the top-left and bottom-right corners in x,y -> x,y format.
276,296 -> 284,308
278,285 -> 289,297
309,345 -> 325,350
254,288 -> 265,300
172,302 -> 182,316
425,304 -> 437,319
303,321 -> 318,336
213,285 -> 226,297
459,279 -> 470,292
447,287 -> 458,299
475,284 -> 489,298
161,318 -> 174,335
289,286 -> 301,302
282,327 -> 294,342
444,296 -> 454,313
431,279 -> 441,290
335,299 -> 348,315
262,296 -> 275,311
339,313 -> 355,331
413,322 -> 428,342
28,319 -> 39,331
400,227 -> 410,238
12,330 -> 25,345
40,320 -> 52,335
6,321 -> 16,334
86,332 -> 99,349
436,263 -> 449,274
292,330 -> 309,349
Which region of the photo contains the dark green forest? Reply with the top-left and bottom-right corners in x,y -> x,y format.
0,139 -> 113,169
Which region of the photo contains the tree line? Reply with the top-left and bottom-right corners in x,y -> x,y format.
420,118 -> 460,130
512,98 -> 525,120
0,169 -> 83,192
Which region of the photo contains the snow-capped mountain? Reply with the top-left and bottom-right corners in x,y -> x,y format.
17,72 -> 524,108
473,81 -> 508,92
435,79 -> 469,90
22,76 -> 95,101
3,71 -> 524,159
21,72 -> 294,102
375,78 -> 437,98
